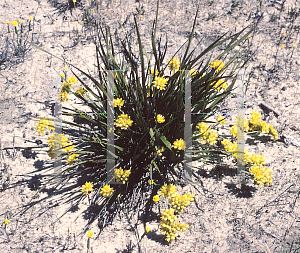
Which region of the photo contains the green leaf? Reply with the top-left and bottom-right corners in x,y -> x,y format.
160,135 -> 172,151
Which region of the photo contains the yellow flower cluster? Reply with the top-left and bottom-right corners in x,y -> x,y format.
153,195 -> 160,202
82,181 -> 94,195
249,164 -> 273,186
211,79 -> 227,92
35,119 -> 54,135
86,230 -> 93,238
196,122 -> 218,145
172,138 -> 186,150
61,76 -> 78,102
100,184 -> 114,197
114,167 -> 131,184
61,90 -> 69,102
209,59 -> 225,72
115,113 -> 133,129
47,133 -> 75,160
114,98 -> 124,108
152,76 -> 167,90
158,183 -> 177,198
217,116 -> 226,125
168,192 -> 194,214
157,184 -> 193,242
66,153 -> 79,165
249,111 -> 278,140
155,146 -> 164,156
221,139 -> 272,186
75,86 -> 87,96
150,68 -> 159,76
156,114 -> 165,123
168,57 -> 180,73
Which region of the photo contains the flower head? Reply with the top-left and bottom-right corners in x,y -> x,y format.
153,195 -> 160,202
5,21 -> 10,24
82,182 -> 94,195
115,114 -> 133,130
150,68 -> 159,76
12,21 -> 18,26
115,167 -> 131,184
114,98 -> 124,108
66,153 -> 79,165
76,87 -> 87,96
155,146 -> 164,156
156,114 -> 165,123
172,138 -> 185,150
209,59 -> 224,72
148,180 -> 153,185
29,16 -> 33,21
168,57 -> 180,73
100,184 -> 114,197
152,76 -> 167,90
217,116 -> 226,125
4,219 -> 9,224
146,227 -> 151,233
86,230 -> 93,238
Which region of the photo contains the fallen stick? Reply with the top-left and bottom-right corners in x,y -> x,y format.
259,102 -> 280,118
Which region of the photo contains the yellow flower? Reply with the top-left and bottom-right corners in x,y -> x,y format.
157,114 -> 165,123
110,31 -> 114,35
114,98 -> 124,108
211,79 -> 227,92
282,32 -> 286,35
73,0 -> 76,2
20,20 -> 25,24
217,116 -> 225,125
153,195 -> 160,202
4,219 -> 9,224
29,16 -> 33,21
247,35 -> 251,38
66,153 -> 79,165
100,184 -> 114,197
140,15 -> 143,18
115,114 -> 133,130
172,138 -> 185,150
61,89 -> 69,102
152,76 -> 167,90
158,184 -> 177,198
168,57 -> 180,73
293,44 -> 297,48
35,119 -> 54,135
209,59 -> 224,72
282,44 -> 286,49
67,76 -> 77,85
155,146 -> 164,156
76,87 -> 87,96
150,68 -> 159,76
91,9 -> 95,12
5,21 -> 10,24
225,19 -> 229,23
148,180 -> 153,185
146,227 -> 151,233
86,230 -> 93,238
60,73 -> 64,77
115,167 -> 131,184
12,21 -> 18,26
82,182 -> 94,195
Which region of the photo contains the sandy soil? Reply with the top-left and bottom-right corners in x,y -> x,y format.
0,0 -> 300,252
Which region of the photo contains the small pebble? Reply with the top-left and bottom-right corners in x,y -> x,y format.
281,86 -> 287,91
